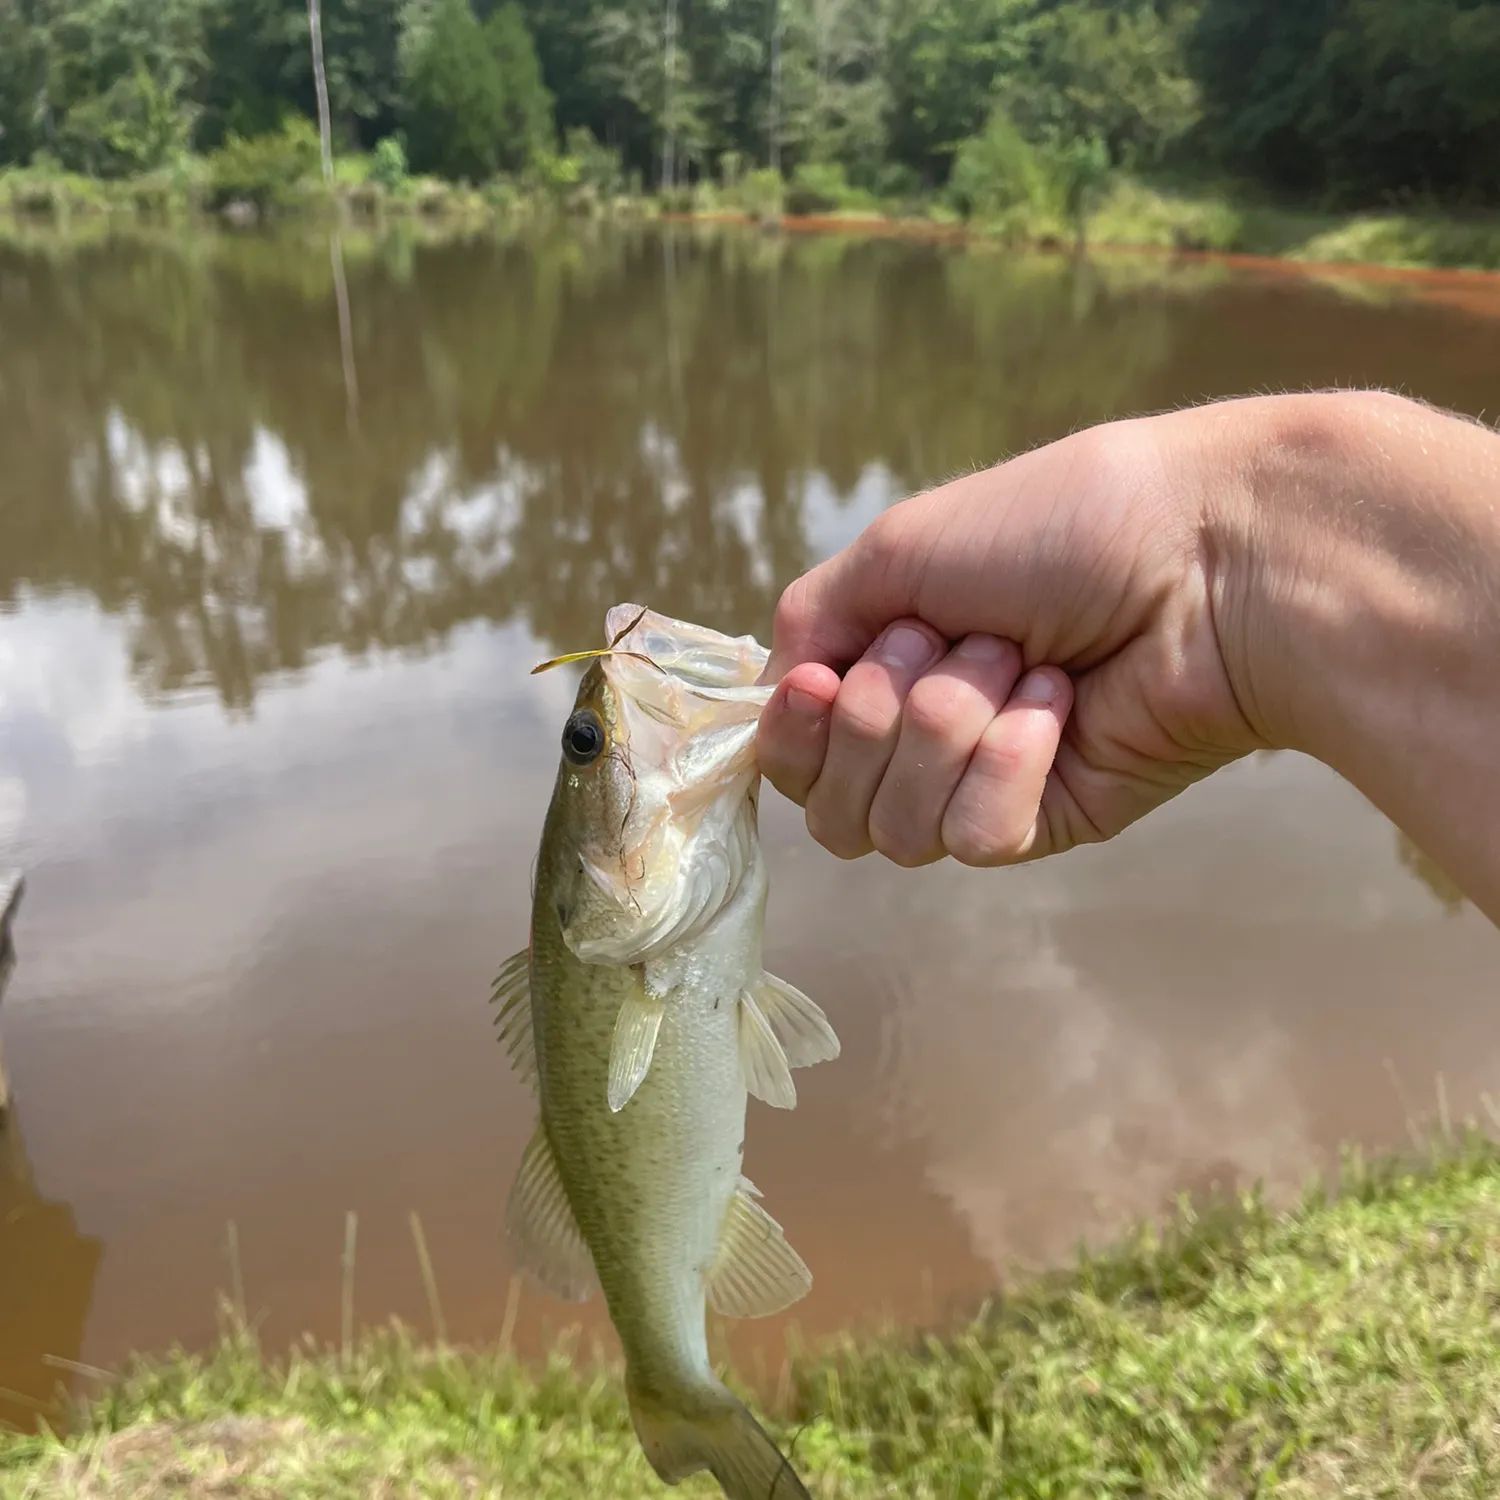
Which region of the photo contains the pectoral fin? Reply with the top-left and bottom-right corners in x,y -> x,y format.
751,972 -> 840,1069
737,990 -> 796,1109
504,1125 -> 597,1303
608,989 -> 665,1112
705,1177 -> 812,1319
490,947 -> 536,1088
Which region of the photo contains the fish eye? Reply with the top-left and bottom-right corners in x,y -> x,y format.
562,709 -> 605,767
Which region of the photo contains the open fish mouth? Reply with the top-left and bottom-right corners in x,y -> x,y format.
532,604 -> 771,705
542,606 -> 776,967
600,603 -> 771,696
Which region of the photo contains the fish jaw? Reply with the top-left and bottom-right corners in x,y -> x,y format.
559,608 -> 775,969
603,603 -> 770,692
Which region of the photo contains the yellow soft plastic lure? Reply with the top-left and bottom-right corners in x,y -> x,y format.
530,606 -> 667,677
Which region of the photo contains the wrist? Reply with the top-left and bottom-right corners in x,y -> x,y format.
1204,390 -> 1500,914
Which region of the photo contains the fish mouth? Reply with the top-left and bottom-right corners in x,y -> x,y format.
560,605 -> 773,965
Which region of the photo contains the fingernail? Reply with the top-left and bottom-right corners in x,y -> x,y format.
786,687 -> 826,718
1017,670 -> 1060,704
955,633 -> 1008,662
877,625 -> 936,670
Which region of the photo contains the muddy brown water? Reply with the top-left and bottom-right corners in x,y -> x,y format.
3,221 -> 1500,1430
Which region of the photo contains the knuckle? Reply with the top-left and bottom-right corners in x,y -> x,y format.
871,824 -> 937,869
867,804 -> 923,868
970,733 -> 1027,786
903,676 -> 967,740
941,805 -> 1017,868
804,800 -> 868,862
772,575 -> 814,650
762,760 -> 810,807
833,680 -> 897,746
857,511 -> 904,575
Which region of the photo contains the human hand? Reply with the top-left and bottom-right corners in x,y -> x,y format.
755,400 -> 1274,867
757,390 -> 1500,926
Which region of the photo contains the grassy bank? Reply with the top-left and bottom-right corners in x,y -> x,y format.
6,149 -> 1500,279
6,1129 -> 1500,1497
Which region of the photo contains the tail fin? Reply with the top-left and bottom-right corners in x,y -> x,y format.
627,1376 -> 811,1500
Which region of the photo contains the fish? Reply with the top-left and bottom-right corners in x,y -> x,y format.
491,603 -> 841,1500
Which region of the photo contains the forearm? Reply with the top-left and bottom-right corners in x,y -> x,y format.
1203,390 -> 1500,922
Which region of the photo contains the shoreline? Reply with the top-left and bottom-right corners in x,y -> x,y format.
4,1127 -> 1499,1496
7,169 -> 1500,289
661,208 -> 1500,293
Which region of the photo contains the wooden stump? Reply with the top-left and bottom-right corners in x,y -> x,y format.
0,871 -> 23,1118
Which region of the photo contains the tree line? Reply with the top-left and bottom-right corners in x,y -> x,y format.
0,0 -> 1497,209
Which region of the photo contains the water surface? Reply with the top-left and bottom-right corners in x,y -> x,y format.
3,222 -> 1500,1427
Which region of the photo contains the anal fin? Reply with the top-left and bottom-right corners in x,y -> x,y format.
609,988 -> 665,1112
752,972 -> 840,1069
706,1177 -> 811,1319
504,1125 -> 597,1302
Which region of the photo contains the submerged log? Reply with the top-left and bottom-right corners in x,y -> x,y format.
0,871 -> 23,1118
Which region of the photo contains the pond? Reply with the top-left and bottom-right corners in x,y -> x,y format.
3,220 -> 1500,1428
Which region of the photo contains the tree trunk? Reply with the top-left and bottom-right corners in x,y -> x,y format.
308,0 -> 360,433
769,0 -> 782,173
307,0 -> 335,184
662,0 -> 679,191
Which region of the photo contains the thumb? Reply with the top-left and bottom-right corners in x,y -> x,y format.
760,515 -> 925,683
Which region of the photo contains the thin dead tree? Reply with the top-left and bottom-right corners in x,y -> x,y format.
308,0 -> 360,434
769,0 -> 782,174
662,0 -> 679,191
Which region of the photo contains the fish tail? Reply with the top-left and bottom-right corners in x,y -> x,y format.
627,1373 -> 811,1500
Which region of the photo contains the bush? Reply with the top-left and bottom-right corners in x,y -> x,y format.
735,167 -> 784,220
564,127 -> 623,199
0,162 -> 107,218
949,109 -> 1112,243
948,111 -> 1050,224
782,161 -> 880,216
784,161 -> 850,215
371,137 -> 408,190
205,117 -> 321,215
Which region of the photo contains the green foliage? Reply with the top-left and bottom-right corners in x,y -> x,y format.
205,115 -> 321,211
371,132 -> 408,186
0,0 -> 48,167
991,0 -> 1202,170
562,123 -> 621,196
485,2 -> 554,164
733,165 -> 784,219
948,107 -> 1048,223
1190,0 -> 1500,207
198,0 -> 404,153
0,0 -> 1498,220
38,0 -> 208,177
401,0 -> 550,180
784,159 -> 876,215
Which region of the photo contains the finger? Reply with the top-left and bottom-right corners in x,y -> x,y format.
940,668 -> 1074,866
755,662 -> 840,807
867,634 -> 1024,867
803,619 -> 947,860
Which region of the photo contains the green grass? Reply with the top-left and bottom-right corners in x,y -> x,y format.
7,1129 -> 1500,1497
1080,177 -> 1500,272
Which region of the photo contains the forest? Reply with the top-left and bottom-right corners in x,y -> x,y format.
0,0 -> 1498,218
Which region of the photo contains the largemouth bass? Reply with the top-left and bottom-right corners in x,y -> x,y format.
492,604 -> 840,1500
